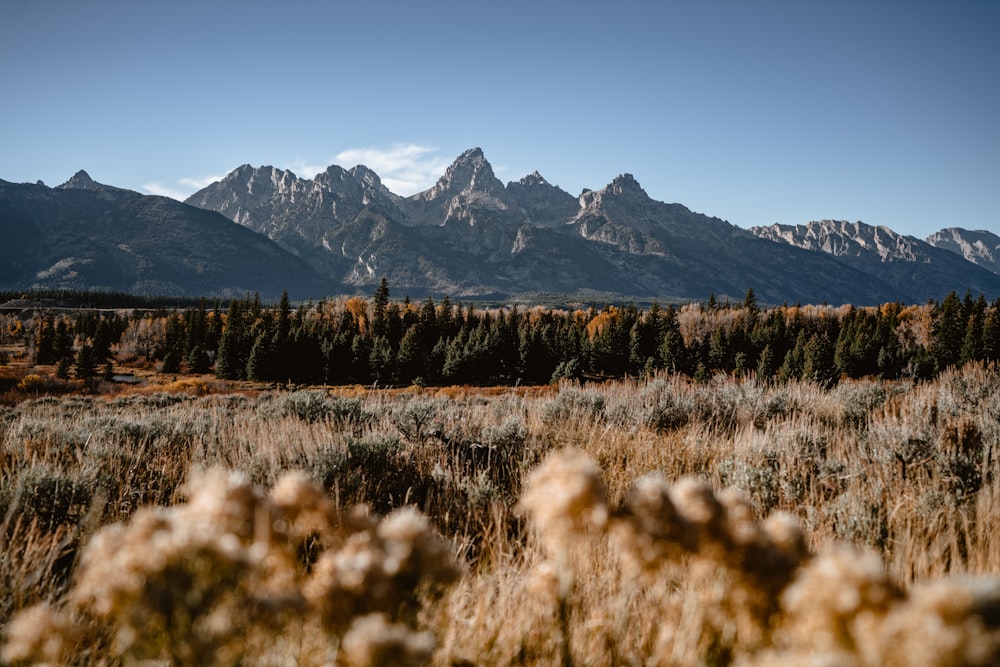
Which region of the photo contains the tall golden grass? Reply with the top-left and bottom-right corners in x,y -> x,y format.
2,364 -> 999,665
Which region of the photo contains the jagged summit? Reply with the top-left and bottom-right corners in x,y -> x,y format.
57,170 -> 107,191
750,219 -> 1000,301
459,147 -> 485,160
515,171 -> 549,187
579,173 -> 651,211
59,170 -> 96,188
752,220 -> 921,261
927,227 -> 1000,275
56,170 -> 130,195
505,169 -> 578,227
350,165 -> 382,190
414,146 -> 505,202
607,173 -> 647,197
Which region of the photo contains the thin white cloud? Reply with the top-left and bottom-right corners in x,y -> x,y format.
178,174 -> 225,191
141,182 -> 190,201
284,160 -> 326,180
140,144 -> 450,202
142,174 -> 225,201
334,144 -> 451,196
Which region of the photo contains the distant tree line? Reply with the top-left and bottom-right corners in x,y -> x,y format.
0,289 -> 209,310
15,281 -> 1000,387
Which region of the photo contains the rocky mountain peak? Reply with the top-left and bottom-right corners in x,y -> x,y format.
350,165 -> 387,193
57,170 -> 100,191
57,170 -> 127,194
607,173 -> 647,197
459,147 -> 485,161
505,170 -> 578,227
927,227 -> 1000,275
416,147 -> 504,202
579,173 -> 650,209
753,220 -> 916,259
515,171 -> 549,188
750,219 -> 1000,301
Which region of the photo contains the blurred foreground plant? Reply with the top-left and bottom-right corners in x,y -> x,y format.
519,448 -> 1000,667
2,469 -> 458,667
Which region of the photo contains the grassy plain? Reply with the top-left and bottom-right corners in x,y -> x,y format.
2,360 -> 1000,665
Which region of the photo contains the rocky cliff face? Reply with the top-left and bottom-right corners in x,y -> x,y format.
926,228 -> 1000,276
505,171 -> 578,227
752,220 -> 1000,302
753,220 -> 926,261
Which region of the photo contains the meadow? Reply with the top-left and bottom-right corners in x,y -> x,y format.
2,363 -> 1000,665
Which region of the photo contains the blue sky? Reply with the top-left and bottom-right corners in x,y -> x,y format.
1,0 -> 997,238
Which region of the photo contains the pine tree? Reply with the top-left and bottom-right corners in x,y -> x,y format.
56,354 -> 72,380
75,343 -> 96,384
932,291 -> 966,369
369,335 -> 395,384
215,300 -> 251,380
803,332 -> 838,387
246,333 -> 275,381
396,326 -> 426,384
350,334 -> 372,383
707,327 -> 729,371
777,330 -> 808,382
92,318 -> 113,363
161,349 -> 182,374
756,344 -> 776,379
34,315 -> 55,365
52,318 -> 73,365
419,296 -> 437,344
187,345 -> 212,374
982,301 -> 1000,362
658,307 -> 689,374
277,291 -> 291,343
628,304 -> 662,373
960,296 -> 986,364
372,277 -> 390,338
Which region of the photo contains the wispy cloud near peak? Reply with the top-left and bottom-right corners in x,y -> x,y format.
334,144 -> 451,195
142,174 -> 225,201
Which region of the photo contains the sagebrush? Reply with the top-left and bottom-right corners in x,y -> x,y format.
3,364 -> 1000,665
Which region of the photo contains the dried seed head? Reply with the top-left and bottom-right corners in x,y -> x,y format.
782,545 -> 900,650
269,470 -> 333,539
613,473 -> 687,572
183,468 -> 263,540
670,476 -> 727,547
1,604 -> 76,666
519,448 -> 608,556
718,487 -> 764,548
339,613 -> 436,667
378,507 -> 459,584
873,576 -> 1000,667
763,511 -> 808,563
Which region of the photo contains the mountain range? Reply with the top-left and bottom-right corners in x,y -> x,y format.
0,172 -> 328,300
751,221 -> 1000,302
2,148 -> 998,305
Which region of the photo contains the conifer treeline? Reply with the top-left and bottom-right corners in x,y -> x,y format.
0,289 -> 209,310
18,282 -> 1000,386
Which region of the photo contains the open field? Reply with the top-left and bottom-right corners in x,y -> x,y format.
2,362 -> 1000,665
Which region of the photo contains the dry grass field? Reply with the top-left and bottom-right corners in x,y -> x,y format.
2,364 -> 1000,665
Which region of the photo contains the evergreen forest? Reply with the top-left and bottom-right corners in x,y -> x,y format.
10,281 -> 1000,389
